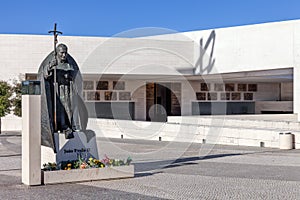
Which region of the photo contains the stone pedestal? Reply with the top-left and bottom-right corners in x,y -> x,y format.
41,145 -> 56,167
41,131 -> 99,166
55,131 -> 99,163
22,95 -> 41,186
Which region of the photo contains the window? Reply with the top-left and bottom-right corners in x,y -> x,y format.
113,81 -> 125,90
225,83 -> 235,91
231,93 -> 241,100
119,92 -> 131,100
248,84 -> 257,92
208,92 -> 218,100
244,93 -> 253,100
214,83 -> 224,91
238,84 -> 247,91
83,81 -> 94,90
200,83 -> 210,91
196,92 -> 206,100
220,93 -> 230,100
96,81 -> 109,90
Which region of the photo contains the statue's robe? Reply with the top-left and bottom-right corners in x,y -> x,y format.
37,52 -> 88,151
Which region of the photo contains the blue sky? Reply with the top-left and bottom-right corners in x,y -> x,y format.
1,0 -> 300,37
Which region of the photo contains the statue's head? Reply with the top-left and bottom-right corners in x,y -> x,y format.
56,43 -> 68,63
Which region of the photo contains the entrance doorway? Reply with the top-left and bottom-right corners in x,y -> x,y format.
146,82 -> 181,122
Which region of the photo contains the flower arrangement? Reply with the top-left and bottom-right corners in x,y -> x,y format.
43,155 -> 132,171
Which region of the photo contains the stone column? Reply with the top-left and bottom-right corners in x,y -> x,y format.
22,95 -> 41,186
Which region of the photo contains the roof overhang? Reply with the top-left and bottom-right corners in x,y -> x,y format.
82,68 -> 293,83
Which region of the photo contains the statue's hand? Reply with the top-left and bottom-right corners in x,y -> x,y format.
48,59 -> 57,70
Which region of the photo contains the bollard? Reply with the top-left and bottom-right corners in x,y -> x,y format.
279,132 -> 293,150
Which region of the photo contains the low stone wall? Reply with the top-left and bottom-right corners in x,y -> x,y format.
4,114 -> 299,149
87,117 -> 300,149
1,115 -> 22,131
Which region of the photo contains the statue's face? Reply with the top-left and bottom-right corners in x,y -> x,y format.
57,47 -> 68,62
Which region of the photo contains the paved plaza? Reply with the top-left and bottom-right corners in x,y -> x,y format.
0,131 -> 299,199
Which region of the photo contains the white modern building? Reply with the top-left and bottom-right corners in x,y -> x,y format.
1,19 -> 300,148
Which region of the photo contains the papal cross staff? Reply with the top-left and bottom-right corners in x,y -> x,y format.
48,23 -> 62,132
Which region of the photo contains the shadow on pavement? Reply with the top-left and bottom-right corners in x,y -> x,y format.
134,153 -> 244,173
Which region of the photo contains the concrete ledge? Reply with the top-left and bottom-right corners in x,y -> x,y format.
87,117 -> 300,149
42,165 -> 134,185
1,115 -> 22,131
